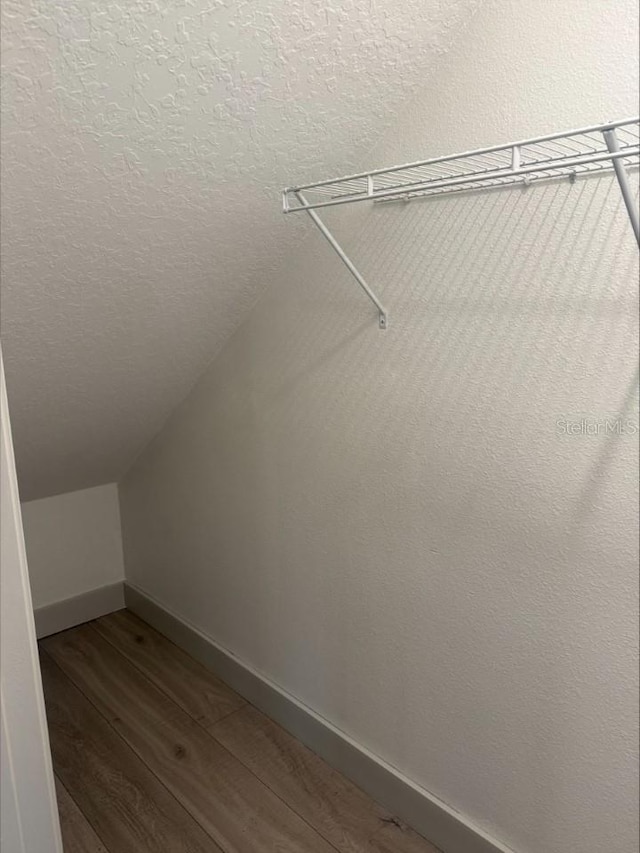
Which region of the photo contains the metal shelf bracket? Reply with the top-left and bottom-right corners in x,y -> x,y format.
603,128 -> 640,245
292,191 -> 387,329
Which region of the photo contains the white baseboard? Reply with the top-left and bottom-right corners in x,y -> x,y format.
34,582 -> 125,639
124,581 -> 514,853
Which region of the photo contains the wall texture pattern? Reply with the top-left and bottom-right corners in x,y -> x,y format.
21,483 -> 125,609
1,0 -> 480,499
120,2 -> 639,853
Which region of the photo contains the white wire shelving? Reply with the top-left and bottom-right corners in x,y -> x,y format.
282,117 -> 640,329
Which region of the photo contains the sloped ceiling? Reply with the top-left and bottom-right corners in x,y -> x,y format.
1,0 -> 479,501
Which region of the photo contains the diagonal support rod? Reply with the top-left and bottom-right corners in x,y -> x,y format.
603,129 -> 640,246
294,191 -> 388,329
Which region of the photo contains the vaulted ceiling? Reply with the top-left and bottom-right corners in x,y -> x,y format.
1,0 -> 480,501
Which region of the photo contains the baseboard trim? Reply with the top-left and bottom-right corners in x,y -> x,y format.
124,582 -> 514,853
35,582 -> 125,639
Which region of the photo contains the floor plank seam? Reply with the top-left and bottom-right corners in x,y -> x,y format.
43,614 -> 442,853
104,613 -> 437,852
88,618 -> 351,853
45,625 -> 343,853
205,728 -> 349,853
56,772 -> 114,853
90,615 -> 249,729
41,646 -> 228,853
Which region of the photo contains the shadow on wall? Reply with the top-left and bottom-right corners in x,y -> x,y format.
121,166 -> 639,851
265,175 -> 638,532
245,171 -> 639,833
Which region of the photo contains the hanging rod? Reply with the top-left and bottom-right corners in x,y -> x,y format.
283,117 -> 640,328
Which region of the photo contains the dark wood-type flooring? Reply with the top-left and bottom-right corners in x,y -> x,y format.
40,609 -> 441,853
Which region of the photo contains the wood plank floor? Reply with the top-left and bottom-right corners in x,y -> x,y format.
41,609 -> 441,853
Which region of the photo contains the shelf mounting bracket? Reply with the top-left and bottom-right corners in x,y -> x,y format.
603,128 -> 640,246
293,191 -> 388,329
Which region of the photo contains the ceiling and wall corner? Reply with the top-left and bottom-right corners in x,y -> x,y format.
0,0 -> 482,501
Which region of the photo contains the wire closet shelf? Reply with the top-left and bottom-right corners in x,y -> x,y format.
282,117 -> 640,329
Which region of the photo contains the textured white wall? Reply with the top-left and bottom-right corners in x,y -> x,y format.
22,483 -> 125,609
1,0 -> 480,501
119,2 -> 639,852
